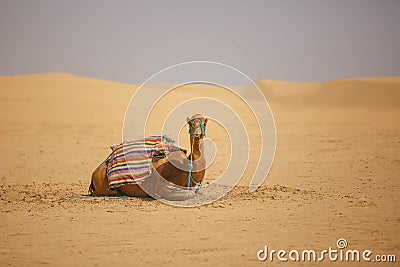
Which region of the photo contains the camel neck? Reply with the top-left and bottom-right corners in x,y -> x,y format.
189,137 -> 203,159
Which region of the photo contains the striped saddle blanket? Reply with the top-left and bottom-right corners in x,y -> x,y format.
106,135 -> 179,188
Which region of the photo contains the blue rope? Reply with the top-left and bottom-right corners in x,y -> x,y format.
187,158 -> 202,190
187,118 -> 205,190
71,194 -> 133,199
201,123 -> 206,137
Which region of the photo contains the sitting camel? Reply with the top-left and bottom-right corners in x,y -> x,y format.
89,114 -> 207,200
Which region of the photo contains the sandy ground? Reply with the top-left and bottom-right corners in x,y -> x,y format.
0,74 -> 399,266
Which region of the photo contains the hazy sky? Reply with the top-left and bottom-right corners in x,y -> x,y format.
1,1 -> 399,84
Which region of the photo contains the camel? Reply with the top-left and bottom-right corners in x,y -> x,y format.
89,114 -> 207,200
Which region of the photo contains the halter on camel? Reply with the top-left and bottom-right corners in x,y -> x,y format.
187,118 -> 206,189
188,118 -> 206,138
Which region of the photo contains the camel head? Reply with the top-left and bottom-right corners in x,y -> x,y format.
187,114 -> 207,139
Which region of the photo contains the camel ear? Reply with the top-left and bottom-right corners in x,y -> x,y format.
187,117 -> 191,123
204,118 -> 208,126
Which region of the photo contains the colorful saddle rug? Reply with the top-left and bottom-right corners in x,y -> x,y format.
106,135 -> 179,188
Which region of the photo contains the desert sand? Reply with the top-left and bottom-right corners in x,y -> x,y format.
0,74 -> 399,266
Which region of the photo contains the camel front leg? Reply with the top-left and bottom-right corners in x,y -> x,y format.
153,173 -> 196,201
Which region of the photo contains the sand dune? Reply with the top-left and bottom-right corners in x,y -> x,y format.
257,77 -> 400,107
0,74 -> 399,266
